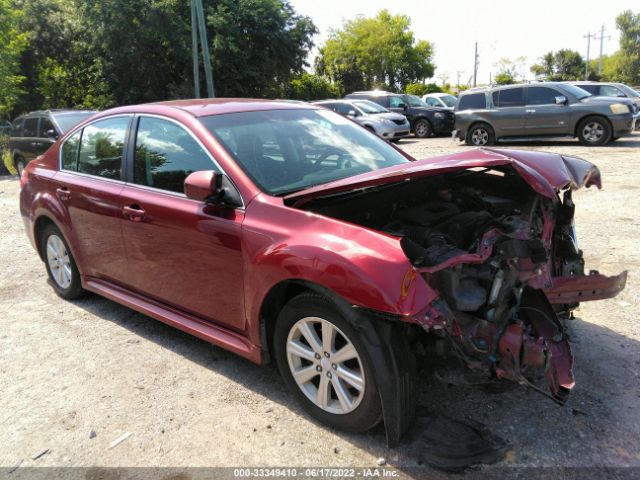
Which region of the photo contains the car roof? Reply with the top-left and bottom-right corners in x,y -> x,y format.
425,93 -> 450,97
96,98 -> 317,118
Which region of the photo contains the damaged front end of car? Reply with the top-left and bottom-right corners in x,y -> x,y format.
291,148 -> 627,408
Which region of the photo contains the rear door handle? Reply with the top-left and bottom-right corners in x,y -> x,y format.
526,109 -> 536,114
56,187 -> 71,201
123,204 -> 146,222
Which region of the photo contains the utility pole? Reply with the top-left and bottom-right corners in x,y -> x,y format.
594,25 -> 610,76
456,70 -> 463,87
473,42 -> 479,87
191,0 -> 215,98
583,31 -> 595,80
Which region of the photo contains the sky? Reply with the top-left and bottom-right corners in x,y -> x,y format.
288,0 -> 639,85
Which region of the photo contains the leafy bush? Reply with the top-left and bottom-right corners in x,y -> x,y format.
286,73 -> 342,101
405,82 -> 442,96
2,138 -> 16,175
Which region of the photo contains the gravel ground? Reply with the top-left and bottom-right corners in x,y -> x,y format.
0,135 -> 639,478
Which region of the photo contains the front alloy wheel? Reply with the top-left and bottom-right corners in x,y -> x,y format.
286,316 -> 365,414
274,293 -> 382,432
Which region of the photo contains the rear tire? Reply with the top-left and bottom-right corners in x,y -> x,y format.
577,116 -> 612,146
41,224 -> 85,300
413,119 -> 433,138
466,123 -> 496,146
273,292 -> 382,432
15,157 -> 26,177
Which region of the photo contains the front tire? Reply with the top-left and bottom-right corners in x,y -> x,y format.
577,116 -> 612,146
466,123 -> 496,146
274,293 -> 382,432
41,224 -> 85,300
413,119 -> 433,138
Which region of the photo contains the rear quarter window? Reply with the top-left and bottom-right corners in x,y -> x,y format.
457,93 -> 487,111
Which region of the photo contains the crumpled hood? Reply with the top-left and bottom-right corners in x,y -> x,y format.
284,148 -> 601,207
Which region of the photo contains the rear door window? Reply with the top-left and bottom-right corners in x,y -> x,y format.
10,118 -> 23,137
77,116 -> 130,180
527,87 -> 560,105
493,88 -> 525,107
23,117 -> 39,137
457,93 -> 486,110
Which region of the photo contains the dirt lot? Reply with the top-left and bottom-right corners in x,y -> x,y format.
1,135 -> 639,478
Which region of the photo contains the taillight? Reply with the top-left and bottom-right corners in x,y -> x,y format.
20,164 -> 30,189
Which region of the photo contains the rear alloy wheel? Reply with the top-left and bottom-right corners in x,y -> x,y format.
274,293 -> 381,432
413,119 -> 433,138
577,116 -> 611,146
42,224 -> 85,299
466,123 -> 495,146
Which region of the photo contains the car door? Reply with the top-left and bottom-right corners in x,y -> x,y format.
490,87 -> 526,136
523,86 -> 571,136
21,117 -> 41,161
118,115 -> 246,331
53,115 -> 131,281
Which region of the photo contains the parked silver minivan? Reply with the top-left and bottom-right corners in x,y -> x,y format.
313,99 -> 411,142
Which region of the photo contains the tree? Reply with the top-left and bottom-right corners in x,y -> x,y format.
405,83 -> 441,96
316,10 -> 435,93
493,57 -> 526,85
205,0 -> 317,98
531,49 -> 584,81
285,73 -> 341,100
616,10 -> 640,85
0,0 -> 27,118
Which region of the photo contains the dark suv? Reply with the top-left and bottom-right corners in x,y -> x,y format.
453,83 -> 635,146
9,110 -> 97,175
345,91 -> 454,137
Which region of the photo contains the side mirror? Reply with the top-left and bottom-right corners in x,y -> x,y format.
347,109 -> 357,117
46,129 -> 58,140
555,95 -> 568,105
184,170 -> 223,203
398,103 -> 407,110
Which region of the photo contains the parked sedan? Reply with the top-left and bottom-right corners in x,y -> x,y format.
422,93 -> 457,110
20,99 -> 626,444
313,99 -> 410,141
9,109 -> 97,176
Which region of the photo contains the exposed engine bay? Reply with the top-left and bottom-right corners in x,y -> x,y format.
298,165 -> 627,403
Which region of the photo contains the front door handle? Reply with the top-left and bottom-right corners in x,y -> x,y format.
123,204 -> 146,222
56,187 -> 71,202
525,109 -> 537,114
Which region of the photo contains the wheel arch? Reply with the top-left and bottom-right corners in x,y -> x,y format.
573,113 -> 613,138
33,215 -> 59,261
258,279 -> 356,365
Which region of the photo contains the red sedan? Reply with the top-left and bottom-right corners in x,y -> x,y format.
19,99 -> 626,444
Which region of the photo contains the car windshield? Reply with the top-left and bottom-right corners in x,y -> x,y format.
402,94 -> 428,107
353,100 -> 388,114
200,109 -> 410,195
557,84 -> 591,100
53,112 -> 96,133
616,84 -> 640,97
439,95 -> 457,107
